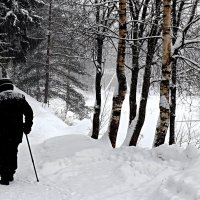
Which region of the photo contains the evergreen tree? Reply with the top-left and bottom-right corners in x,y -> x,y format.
13,0 -> 90,120
0,0 -> 44,77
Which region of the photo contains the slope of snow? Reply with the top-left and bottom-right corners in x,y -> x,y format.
3,136 -> 200,200
1,89 -> 200,199
14,88 -> 69,144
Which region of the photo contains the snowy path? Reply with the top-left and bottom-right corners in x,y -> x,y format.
0,178 -> 72,200
1,135 -> 200,200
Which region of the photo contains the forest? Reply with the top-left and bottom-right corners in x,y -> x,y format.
1,0 -> 200,148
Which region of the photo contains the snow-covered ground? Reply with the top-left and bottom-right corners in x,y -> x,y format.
1,89 -> 200,200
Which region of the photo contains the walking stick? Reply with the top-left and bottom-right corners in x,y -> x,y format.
25,134 -> 39,182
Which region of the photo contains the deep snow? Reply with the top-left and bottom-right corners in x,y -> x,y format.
1,89 -> 200,200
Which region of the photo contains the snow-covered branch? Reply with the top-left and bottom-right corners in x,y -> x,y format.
173,55 -> 200,70
184,39 -> 200,45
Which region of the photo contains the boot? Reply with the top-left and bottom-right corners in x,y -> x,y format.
0,179 -> 9,185
8,174 -> 14,182
0,174 -> 11,185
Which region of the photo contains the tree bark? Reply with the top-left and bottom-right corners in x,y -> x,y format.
91,37 -> 103,139
154,0 -> 172,147
169,0 -> 178,145
36,65 -> 41,101
91,0 -> 104,139
128,0 -> 139,125
169,57 -> 176,145
108,0 -> 127,148
129,51 -> 139,124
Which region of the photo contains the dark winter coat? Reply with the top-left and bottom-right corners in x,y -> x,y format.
0,91 -> 33,143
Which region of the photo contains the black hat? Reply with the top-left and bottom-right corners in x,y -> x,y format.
0,78 -> 14,93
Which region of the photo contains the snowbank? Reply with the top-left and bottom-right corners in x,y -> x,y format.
15,136 -> 200,200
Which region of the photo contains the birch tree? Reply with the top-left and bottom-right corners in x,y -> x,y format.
108,0 -> 127,148
153,0 -> 172,147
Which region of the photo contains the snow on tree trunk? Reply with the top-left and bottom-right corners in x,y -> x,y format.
108,0 -> 127,148
153,0 -> 171,147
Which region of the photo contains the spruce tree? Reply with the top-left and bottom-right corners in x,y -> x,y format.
13,0 -> 90,120
0,0 -> 44,77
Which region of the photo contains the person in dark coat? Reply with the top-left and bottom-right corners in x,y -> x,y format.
0,78 -> 33,185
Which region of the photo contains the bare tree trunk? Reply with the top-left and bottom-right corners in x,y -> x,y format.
153,0 -> 172,147
129,51 -> 139,124
36,65 -> 41,101
128,0 -> 150,125
128,0 -> 139,124
44,0 -> 52,104
65,69 -> 70,114
91,37 -> 103,139
169,58 -> 176,145
169,0 -> 178,145
91,0 -> 103,139
129,46 -> 156,146
129,2 -> 161,146
108,0 -> 127,148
